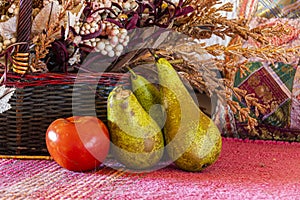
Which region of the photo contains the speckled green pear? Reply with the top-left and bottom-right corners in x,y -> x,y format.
130,69 -> 165,129
155,56 -> 222,172
107,86 -> 164,170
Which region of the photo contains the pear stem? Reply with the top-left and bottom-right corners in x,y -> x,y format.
126,66 -> 137,80
147,48 -> 160,61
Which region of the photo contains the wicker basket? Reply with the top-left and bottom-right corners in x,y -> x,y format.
0,73 -> 129,155
0,0 -> 133,156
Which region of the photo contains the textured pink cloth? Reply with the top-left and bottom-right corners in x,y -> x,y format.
1,138 -> 300,199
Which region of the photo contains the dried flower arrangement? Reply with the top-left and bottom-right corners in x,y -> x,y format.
0,0 -> 299,129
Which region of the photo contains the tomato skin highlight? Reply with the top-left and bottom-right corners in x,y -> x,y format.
46,116 -> 110,171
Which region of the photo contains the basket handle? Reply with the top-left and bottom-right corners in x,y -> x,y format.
0,42 -> 29,83
16,0 -> 32,53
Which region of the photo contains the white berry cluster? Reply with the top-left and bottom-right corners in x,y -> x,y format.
72,0 -> 132,58
111,0 -> 138,12
77,21 -> 129,57
74,19 -> 101,36
0,36 -> 17,53
170,0 -> 180,4
0,1 -> 18,54
90,0 -> 137,18
32,7 -> 41,18
93,22 -> 128,57
0,2 -> 19,22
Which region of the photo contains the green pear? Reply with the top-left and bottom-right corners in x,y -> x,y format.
155,55 -> 222,172
129,69 -> 165,129
107,86 -> 164,170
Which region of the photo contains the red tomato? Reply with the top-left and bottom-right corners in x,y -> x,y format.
46,116 -> 110,171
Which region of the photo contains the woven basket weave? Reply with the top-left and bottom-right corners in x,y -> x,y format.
0,73 -> 129,155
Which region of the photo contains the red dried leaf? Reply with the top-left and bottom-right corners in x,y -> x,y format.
126,13 -> 139,30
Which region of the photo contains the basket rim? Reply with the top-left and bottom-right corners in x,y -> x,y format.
1,72 -> 129,88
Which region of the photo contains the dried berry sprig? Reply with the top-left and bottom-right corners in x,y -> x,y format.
106,0 -> 194,30
31,33 -> 54,71
0,0 -> 19,20
227,99 -> 258,130
173,0 -> 270,44
32,0 -> 73,71
205,43 -> 300,65
163,43 -> 227,94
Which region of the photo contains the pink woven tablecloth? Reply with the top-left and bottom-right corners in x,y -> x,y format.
1,138 -> 300,199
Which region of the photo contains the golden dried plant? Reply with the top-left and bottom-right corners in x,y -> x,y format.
27,0 -> 300,130
31,0 -> 73,71
167,0 -> 300,130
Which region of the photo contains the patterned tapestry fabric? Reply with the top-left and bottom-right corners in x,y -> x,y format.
238,0 -> 259,22
1,138 -> 300,199
224,16 -> 300,141
231,62 -> 300,141
256,0 -> 300,18
234,62 -> 294,127
247,17 -> 300,49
